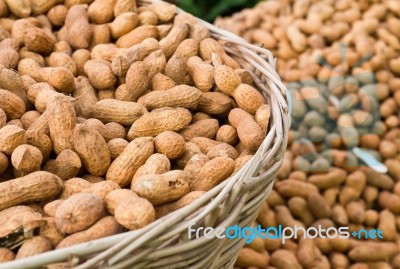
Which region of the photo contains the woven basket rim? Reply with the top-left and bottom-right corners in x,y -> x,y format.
0,1 -> 290,268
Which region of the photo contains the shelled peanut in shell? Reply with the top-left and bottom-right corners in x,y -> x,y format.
0,0 -> 272,263
218,0 -> 400,268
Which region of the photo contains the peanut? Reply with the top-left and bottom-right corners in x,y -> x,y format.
0,125 -> 25,155
106,137 -> 153,187
65,5 -> 92,49
132,170 -> 189,205
155,191 -> 204,218
90,99 -> 147,126
107,138 -> 129,159
55,193 -> 104,234
154,131 -> 186,159
228,108 -> 264,151
138,85 -> 201,111
132,153 -> 170,184
11,144 -> 43,174
16,236 -> 52,259
191,157 -> 234,191
198,92 -> 232,116
73,124 -> 110,177
47,95 -> 76,155
0,89 -> 26,120
0,171 -> 62,210
57,216 -> 122,249
0,248 -> 15,262
106,189 -> 155,230
128,107 -> 192,140
187,56 -> 214,91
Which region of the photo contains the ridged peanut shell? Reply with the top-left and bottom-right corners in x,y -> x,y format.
5,0 -> 31,18
114,0 -> 136,16
57,216 -> 121,249
143,49 -> 166,78
25,129 -> 52,161
87,0 -> 115,24
39,217 -> 64,247
73,76 -> 98,118
255,104 -> 271,134
65,5 -> 92,49
150,1 -> 176,22
73,125 -> 110,176
11,144 -> 43,173
105,189 -> 137,215
106,137 -> 154,187
132,170 -> 189,205
55,193 -> 104,234
139,11 -> 158,25
0,206 -> 45,239
156,191 -> 205,218
0,89 -> 26,120
0,125 -> 25,155
114,196 -> 155,230
92,24 -> 112,49
216,125 -> 238,145
107,138 -> 129,159
110,12 -> 139,39
151,73 -> 176,91
184,154 -> 209,188
164,39 -> 199,84
90,99 -> 147,126
116,61 -> 149,102
138,85 -> 201,111
132,153 -> 170,184
159,23 -> 189,58
191,157 -> 235,191
176,142 -> 202,168
43,199 -> 64,217
47,95 -> 76,155
16,236 -> 52,259
0,108 -> 5,128
207,143 -> 239,160
83,180 -> 120,204
154,131 -> 186,159
229,108 -> 264,151
48,52 -> 77,76
199,38 -> 225,61
0,171 -> 62,210
179,119 -> 219,141
214,65 -> 242,96
198,92 -> 232,115
20,111 -> 41,130
44,149 -> 81,180
84,59 -> 116,90
23,27 -> 55,55
233,84 -> 265,115
187,56 -> 214,91
127,108 -> 192,140
59,177 -> 92,199
116,25 -> 158,48
189,137 -> 221,154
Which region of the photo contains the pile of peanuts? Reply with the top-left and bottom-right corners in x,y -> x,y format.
0,0 -> 272,263
217,0 -> 400,268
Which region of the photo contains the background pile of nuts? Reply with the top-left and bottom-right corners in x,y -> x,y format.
0,0 -> 271,263
217,0 -> 400,268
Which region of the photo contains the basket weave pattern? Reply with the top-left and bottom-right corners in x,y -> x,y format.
1,1 -> 289,268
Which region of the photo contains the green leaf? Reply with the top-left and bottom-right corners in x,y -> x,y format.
178,0 -> 260,22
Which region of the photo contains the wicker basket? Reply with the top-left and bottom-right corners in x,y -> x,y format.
1,1 -> 289,268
